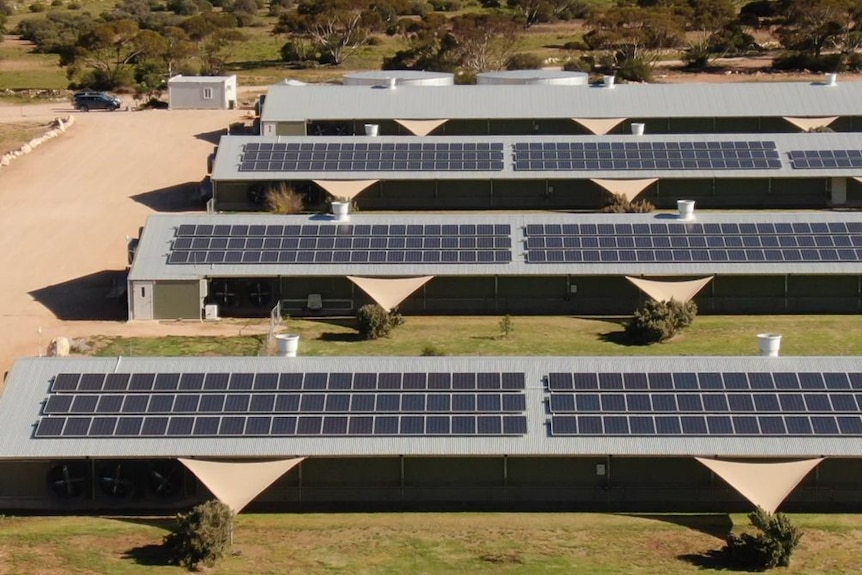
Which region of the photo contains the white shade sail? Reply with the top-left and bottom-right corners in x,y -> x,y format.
783,116 -> 838,131
572,118 -> 626,135
626,276 -> 713,303
394,119 -> 448,136
312,180 -> 378,200
696,457 -> 823,513
853,177 -> 862,185
347,275 -> 434,311
179,457 -> 304,513
590,178 -> 658,201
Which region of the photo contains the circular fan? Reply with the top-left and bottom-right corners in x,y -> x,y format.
211,281 -> 236,307
97,462 -> 136,499
247,185 -> 266,204
148,461 -> 184,499
47,462 -> 87,500
248,281 -> 273,305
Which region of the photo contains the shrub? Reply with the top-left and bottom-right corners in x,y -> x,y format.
164,499 -> 234,571
421,344 -> 446,356
562,39 -> 588,51
498,315 -> 513,338
356,304 -> 404,340
600,193 -> 654,213
265,182 -> 304,214
616,56 -> 653,82
29,2 -> 47,11
562,58 -> 591,73
506,52 -> 544,70
625,298 -> 697,345
723,507 -> 802,569
772,52 -> 844,73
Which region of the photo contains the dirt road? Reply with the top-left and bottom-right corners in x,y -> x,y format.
0,104 -> 251,375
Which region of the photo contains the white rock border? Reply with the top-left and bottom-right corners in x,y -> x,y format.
0,115 -> 75,173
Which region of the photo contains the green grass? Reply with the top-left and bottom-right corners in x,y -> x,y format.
0,513 -> 860,574
91,314 -> 862,358
0,40 -> 66,90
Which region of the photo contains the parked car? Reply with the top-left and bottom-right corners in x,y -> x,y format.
72,91 -> 122,112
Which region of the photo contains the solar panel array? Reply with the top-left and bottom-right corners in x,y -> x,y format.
546,371 -> 862,436
788,149 -> 862,169
238,142 -> 506,172
513,141 -> 781,171
168,223 -> 513,265
34,371 -> 528,438
524,221 -> 862,264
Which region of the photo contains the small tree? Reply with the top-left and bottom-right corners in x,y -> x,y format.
625,298 -> 697,345
723,507 -> 802,569
164,499 -> 234,571
499,315 -> 513,338
600,193 -> 654,213
356,304 -> 404,340
264,182 -> 304,214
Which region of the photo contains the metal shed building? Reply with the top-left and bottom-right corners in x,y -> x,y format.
168,75 -> 238,110
209,133 -> 862,212
1,355 -> 861,513
127,211 -> 862,320
259,79 -> 862,137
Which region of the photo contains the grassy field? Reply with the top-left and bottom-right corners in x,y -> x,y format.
92,314 -> 862,357
0,119 -> 52,154
0,512 -> 860,574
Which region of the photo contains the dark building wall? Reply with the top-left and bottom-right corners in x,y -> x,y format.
204,274 -> 862,319
215,177 -> 832,212
4,457 -> 857,513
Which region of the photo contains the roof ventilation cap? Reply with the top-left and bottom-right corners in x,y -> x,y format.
603,75 -> 615,89
677,199 -> 695,220
825,73 -> 838,86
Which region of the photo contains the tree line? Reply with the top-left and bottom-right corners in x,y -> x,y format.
2,0 -> 861,92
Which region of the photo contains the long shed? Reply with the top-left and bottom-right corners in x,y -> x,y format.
168,75 -> 238,110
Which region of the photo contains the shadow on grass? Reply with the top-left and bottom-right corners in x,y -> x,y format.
677,550 -> 761,572
626,513 -> 733,539
122,543 -> 173,567
318,332 -> 363,342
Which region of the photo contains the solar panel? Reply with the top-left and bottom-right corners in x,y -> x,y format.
546,370 -> 862,436
513,140 -> 781,171
169,223 -> 513,266
788,149 -> 862,169
524,221 -> 862,264
35,371 -> 529,438
237,142 -> 505,173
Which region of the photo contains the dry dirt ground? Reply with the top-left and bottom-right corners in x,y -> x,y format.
0,102 -> 268,377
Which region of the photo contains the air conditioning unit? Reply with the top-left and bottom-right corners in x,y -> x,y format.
204,304 -> 219,320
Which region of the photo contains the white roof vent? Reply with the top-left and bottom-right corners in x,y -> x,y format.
631,123 -> 645,136
825,73 -> 838,86
677,200 -> 695,220
603,75 -> 615,89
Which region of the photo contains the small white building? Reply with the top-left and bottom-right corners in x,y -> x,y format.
167,75 -> 238,110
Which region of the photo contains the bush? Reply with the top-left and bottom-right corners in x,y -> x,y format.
772,52 -> 844,73
562,39 -> 588,51
562,58 -> 591,73
616,56 -> 654,82
600,193 -> 654,214
357,304 -> 404,340
421,344 -> 446,356
625,298 -> 697,345
723,507 -> 802,569
29,2 -> 47,11
265,182 -> 304,214
164,500 -> 234,571
498,315 -> 513,338
506,52 -> 544,70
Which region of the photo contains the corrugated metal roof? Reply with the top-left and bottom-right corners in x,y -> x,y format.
211,132 -> 862,181
168,75 -> 235,85
2,356 -> 862,459
259,81 -> 862,122
129,211 -> 862,281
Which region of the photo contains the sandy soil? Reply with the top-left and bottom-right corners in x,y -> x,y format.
0,105 -> 255,376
